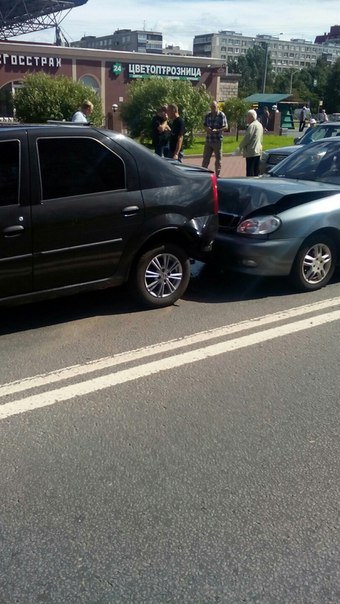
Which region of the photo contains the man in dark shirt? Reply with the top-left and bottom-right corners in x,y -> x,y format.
299,106 -> 308,132
151,106 -> 171,156
167,103 -> 185,162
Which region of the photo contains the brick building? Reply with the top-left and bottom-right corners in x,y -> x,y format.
0,41 -> 238,128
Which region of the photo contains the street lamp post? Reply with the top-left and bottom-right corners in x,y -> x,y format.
289,69 -> 300,94
262,43 -> 269,93
260,34 -> 282,94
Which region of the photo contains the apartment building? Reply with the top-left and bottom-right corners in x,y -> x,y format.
163,45 -> 192,57
71,29 -> 163,54
193,30 -> 340,73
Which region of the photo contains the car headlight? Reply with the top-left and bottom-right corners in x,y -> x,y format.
261,151 -> 269,160
237,216 -> 281,235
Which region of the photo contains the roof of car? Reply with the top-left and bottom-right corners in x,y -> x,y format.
314,122 -> 340,127
0,122 -> 127,141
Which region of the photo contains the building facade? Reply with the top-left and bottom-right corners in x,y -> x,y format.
163,45 -> 192,57
0,41 -> 235,125
71,29 -> 163,54
193,30 -> 340,73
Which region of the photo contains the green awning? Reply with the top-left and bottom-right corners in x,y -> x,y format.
244,93 -> 292,103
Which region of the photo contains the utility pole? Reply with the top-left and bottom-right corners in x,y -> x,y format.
262,43 -> 268,93
289,70 -> 300,94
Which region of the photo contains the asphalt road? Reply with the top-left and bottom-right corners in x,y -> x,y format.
0,265 -> 339,603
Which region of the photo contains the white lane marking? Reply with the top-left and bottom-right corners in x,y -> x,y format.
1,296 -> 340,399
1,309 -> 340,421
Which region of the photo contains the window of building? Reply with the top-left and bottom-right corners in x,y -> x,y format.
79,75 -> 100,96
37,138 -> 125,200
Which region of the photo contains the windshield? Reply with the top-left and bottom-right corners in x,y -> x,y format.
269,141 -> 340,184
298,124 -> 340,145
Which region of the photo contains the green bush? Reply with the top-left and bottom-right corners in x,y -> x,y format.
13,72 -> 103,125
119,78 -> 212,147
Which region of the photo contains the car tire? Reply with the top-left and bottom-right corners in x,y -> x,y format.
291,234 -> 336,291
130,244 -> 191,308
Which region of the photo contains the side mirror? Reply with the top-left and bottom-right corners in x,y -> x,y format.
294,136 -> 301,145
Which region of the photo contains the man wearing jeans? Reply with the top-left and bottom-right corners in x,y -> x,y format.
151,106 -> 171,157
202,101 -> 227,177
167,103 -> 185,162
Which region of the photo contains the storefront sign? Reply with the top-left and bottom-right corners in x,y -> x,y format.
0,54 -> 61,68
112,62 -> 123,76
124,63 -> 202,80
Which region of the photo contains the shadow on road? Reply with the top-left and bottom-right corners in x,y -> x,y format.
1,262 -> 339,335
0,285 -> 141,336
186,261 -> 299,303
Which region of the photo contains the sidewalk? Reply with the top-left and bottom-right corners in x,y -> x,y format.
184,154 -> 246,178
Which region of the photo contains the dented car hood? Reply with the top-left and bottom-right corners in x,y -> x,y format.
217,177 -> 340,218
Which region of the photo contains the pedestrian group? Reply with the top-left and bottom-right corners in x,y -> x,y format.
150,99 -> 265,178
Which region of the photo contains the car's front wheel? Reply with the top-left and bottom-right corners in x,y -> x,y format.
130,244 -> 191,308
291,235 -> 336,291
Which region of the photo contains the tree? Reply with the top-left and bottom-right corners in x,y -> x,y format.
324,58 -> 340,113
223,98 -> 251,140
228,45 -> 274,97
272,58 -> 333,113
13,72 -> 102,125
119,78 -> 212,146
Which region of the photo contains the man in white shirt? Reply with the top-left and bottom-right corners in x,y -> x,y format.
72,100 -> 94,123
238,110 -> 263,177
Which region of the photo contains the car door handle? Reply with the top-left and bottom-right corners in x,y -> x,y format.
3,225 -> 24,237
121,205 -> 140,216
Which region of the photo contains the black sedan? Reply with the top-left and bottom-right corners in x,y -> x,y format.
0,123 -> 218,309
214,139 -> 340,291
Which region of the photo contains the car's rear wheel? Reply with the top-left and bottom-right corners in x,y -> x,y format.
130,244 -> 191,308
291,235 -> 336,291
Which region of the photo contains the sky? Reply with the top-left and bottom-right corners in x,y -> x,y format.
13,0 -> 339,49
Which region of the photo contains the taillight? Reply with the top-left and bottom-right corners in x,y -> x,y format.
211,173 -> 218,214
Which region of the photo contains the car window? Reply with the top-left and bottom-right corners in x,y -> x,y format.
37,137 -> 126,200
271,142 -> 340,184
309,125 -> 340,142
0,140 -> 20,206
